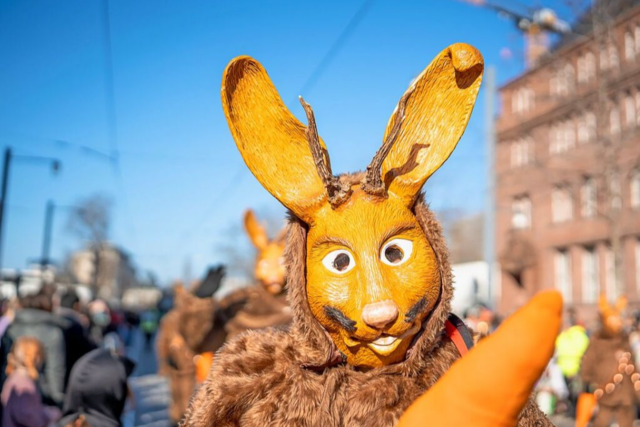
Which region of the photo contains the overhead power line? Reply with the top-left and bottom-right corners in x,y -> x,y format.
291,0 -> 376,105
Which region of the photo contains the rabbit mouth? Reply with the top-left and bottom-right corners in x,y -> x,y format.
341,324 -> 421,356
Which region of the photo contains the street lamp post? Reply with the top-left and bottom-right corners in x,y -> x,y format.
0,147 -> 61,277
41,200 -> 55,271
0,149 -> 12,276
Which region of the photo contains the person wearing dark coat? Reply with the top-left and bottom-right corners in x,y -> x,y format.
57,349 -> 135,427
1,290 -> 69,407
56,289 -> 96,388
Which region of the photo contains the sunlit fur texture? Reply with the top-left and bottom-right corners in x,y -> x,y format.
307,186 -> 440,368
181,196 -> 550,426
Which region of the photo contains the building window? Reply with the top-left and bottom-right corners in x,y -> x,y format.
511,138 -> 533,168
582,246 -> 599,303
581,177 -> 597,218
626,30 -> 636,61
601,42 -> 620,70
549,124 -> 558,153
512,195 -> 532,230
610,42 -> 620,70
585,52 -> 596,82
586,110 -> 597,141
512,86 -> 534,115
631,168 -> 640,209
610,173 -> 622,211
636,91 -> 640,126
610,105 -> 621,136
625,93 -> 636,128
555,249 -> 573,303
551,64 -> 575,97
577,115 -> 588,143
564,64 -> 575,94
577,55 -> 586,84
605,246 -> 617,300
552,184 -> 573,223
636,239 -> 640,293
578,110 -> 597,143
565,119 -> 576,148
550,120 -> 575,154
510,138 -> 534,168
601,46 -> 609,70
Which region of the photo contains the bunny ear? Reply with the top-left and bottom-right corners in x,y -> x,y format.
364,44 -> 483,206
398,291 -> 562,427
615,295 -> 628,312
222,56 -> 341,221
244,210 -> 268,249
599,294 -> 612,315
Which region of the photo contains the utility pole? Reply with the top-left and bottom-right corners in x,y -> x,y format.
0,148 -> 13,277
0,147 -> 60,277
484,67 -> 497,309
41,200 -> 55,272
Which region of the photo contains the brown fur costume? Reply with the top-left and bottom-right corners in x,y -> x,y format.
581,329 -> 637,426
223,285 -> 291,340
157,280 -> 290,423
182,195 -> 550,426
157,286 -> 223,423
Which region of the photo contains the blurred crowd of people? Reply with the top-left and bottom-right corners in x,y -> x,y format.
466,298 -> 640,426
0,285 -> 155,427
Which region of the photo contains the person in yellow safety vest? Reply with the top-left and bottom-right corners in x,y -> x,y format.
555,308 -> 590,415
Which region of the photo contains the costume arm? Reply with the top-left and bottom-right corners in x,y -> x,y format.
580,342 -> 595,386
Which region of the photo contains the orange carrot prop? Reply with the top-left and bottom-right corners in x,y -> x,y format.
575,393 -> 597,427
194,352 -> 214,384
398,291 -> 563,427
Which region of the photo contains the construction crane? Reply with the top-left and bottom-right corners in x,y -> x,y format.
457,0 -> 572,67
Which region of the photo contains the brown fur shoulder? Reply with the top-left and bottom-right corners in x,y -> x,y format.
181,328 -> 300,426
518,397 -> 554,426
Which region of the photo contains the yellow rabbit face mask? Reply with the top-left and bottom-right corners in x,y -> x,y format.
222,44 -> 483,368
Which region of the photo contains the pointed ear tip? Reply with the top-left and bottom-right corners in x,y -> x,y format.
222,55 -> 264,95
448,43 -> 484,73
225,55 -> 260,71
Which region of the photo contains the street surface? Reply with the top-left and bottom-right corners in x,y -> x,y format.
125,328 -> 171,427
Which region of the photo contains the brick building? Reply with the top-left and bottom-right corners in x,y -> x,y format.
496,1 -> 640,320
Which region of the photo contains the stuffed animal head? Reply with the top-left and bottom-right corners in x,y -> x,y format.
244,209 -> 287,295
223,44 -> 483,368
599,294 -> 627,336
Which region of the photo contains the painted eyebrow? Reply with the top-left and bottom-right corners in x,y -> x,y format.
380,222 -> 419,246
312,236 -> 353,250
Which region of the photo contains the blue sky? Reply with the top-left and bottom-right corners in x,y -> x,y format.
0,0 -> 575,283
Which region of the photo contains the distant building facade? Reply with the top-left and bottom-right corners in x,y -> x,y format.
496,2 -> 640,319
70,244 -> 137,301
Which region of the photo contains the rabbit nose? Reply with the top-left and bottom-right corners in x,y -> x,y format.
362,300 -> 399,330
